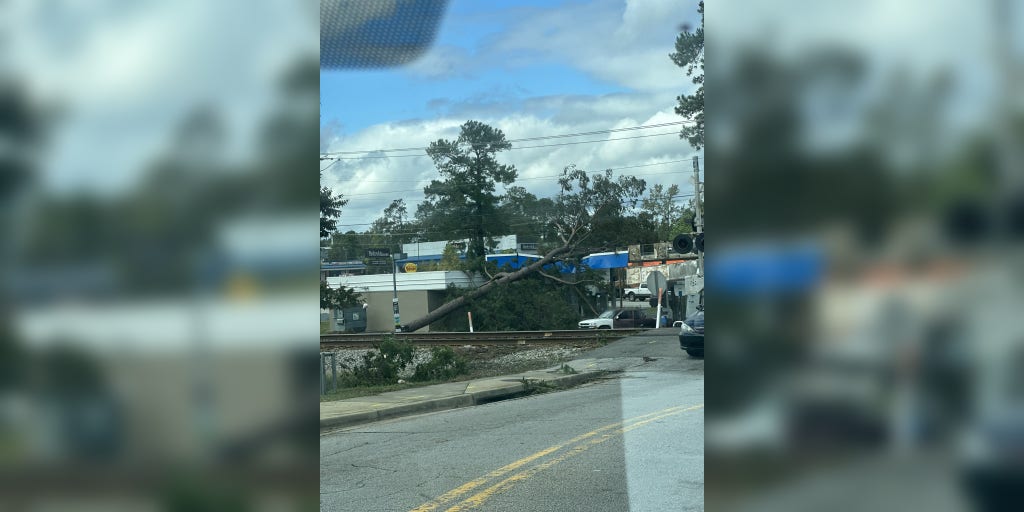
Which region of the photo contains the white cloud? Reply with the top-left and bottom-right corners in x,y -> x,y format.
488,0 -> 698,93
406,44 -> 475,80
320,0 -> 704,229
322,97 -> 698,229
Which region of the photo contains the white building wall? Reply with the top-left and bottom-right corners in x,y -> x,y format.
402,235 -> 518,258
625,261 -> 698,287
326,270 -> 483,293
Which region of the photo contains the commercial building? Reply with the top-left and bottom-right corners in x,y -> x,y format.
325,271 -> 482,332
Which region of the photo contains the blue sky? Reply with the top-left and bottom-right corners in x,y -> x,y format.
321,0 -> 635,135
320,0 -> 703,228
322,63 -> 628,136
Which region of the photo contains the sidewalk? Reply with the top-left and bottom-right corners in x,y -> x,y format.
320,356 -> 642,431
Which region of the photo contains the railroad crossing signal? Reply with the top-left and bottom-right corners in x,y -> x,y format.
673,233 -> 693,253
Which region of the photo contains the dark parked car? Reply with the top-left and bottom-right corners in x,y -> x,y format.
679,309 -> 704,358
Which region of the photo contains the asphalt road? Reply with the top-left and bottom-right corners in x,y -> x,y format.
320,328 -> 704,512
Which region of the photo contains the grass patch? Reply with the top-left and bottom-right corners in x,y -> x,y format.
520,377 -> 558,396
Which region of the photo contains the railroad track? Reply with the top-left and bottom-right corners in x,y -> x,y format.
320,329 -> 645,348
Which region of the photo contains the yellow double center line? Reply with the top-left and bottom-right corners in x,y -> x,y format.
409,403 -> 704,512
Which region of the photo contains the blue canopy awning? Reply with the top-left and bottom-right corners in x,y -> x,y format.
580,251 -> 628,269
485,254 -> 542,270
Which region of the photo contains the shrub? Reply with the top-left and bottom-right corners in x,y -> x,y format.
412,347 -> 468,382
347,337 -> 415,386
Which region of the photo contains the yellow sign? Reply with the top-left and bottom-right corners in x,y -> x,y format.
404,262 -> 418,273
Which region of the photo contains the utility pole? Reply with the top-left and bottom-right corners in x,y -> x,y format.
392,252 -> 400,333
692,156 -> 703,277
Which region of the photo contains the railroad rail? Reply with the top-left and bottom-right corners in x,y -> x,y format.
320,329 -> 645,348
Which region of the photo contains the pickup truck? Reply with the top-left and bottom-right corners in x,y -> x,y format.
579,308 -> 655,329
622,284 -> 652,301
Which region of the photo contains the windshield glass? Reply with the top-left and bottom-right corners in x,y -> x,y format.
319,1 -> 705,511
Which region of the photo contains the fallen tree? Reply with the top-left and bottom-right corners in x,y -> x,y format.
399,245 -> 572,332
400,166 -> 646,332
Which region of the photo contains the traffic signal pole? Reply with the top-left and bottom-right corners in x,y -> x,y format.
693,156 -> 703,277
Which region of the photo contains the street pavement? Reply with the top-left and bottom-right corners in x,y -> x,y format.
320,327 -> 704,511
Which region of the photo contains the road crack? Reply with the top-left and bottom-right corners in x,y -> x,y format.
321,441 -> 371,458
351,463 -> 398,473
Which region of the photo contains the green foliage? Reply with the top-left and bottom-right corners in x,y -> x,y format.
320,280 -> 362,310
432,276 -> 579,331
671,1 -> 704,150
436,243 -> 466,271
671,208 -> 697,235
367,198 -> 416,251
345,337 -> 416,386
338,339 -> 467,387
641,184 -> 690,240
412,347 -> 468,382
499,186 -> 556,241
323,230 -> 363,262
320,183 -> 347,238
559,364 -> 577,375
417,120 -> 518,268
551,166 -> 647,251
370,199 -> 408,234
520,377 -> 556,395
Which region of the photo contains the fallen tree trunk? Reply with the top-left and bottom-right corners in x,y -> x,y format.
400,245 -> 573,332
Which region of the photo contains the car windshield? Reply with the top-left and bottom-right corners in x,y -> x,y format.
320,1 -> 705,510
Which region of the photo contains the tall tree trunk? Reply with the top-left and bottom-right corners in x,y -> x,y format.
401,245 -> 572,332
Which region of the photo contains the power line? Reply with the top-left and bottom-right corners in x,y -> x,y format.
320,121 -> 691,156
320,159 -> 339,173
324,158 -> 696,184
323,131 -> 684,158
332,168 -> 696,199
321,131 -> 685,160
332,193 -> 696,228
504,121 -> 689,143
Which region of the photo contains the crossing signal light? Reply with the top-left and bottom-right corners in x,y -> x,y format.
672,234 -> 693,254
695,233 -> 704,253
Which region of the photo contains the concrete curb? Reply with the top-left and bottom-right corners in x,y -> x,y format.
468,383 -> 526,404
543,370 -> 607,388
320,370 -> 609,431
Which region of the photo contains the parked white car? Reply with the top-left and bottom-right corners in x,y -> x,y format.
622,284 -> 652,301
578,310 -> 615,329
